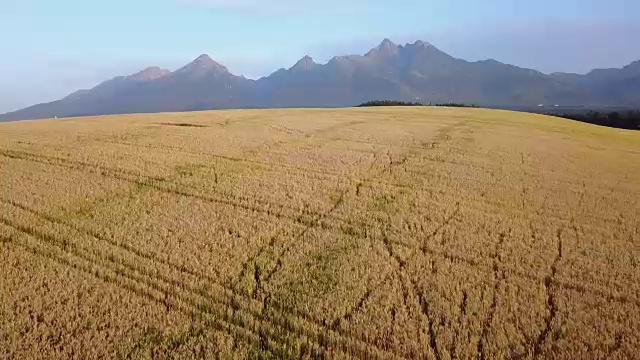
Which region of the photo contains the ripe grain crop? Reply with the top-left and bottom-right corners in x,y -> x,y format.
1,107 -> 638,359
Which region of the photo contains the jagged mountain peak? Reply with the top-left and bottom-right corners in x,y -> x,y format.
380,38 -> 397,47
193,54 -> 215,64
412,40 -> 432,48
366,38 -> 400,57
175,54 -> 229,76
290,55 -> 318,71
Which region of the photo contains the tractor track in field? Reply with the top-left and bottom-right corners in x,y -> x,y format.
477,231 -> 507,360
0,126 -> 458,358
0,148 -> 321,224
530,226 -> 564,359
3,193 -> 637,331
3,147 -> 622,228
0,213 -> 405,360
0,202 -> 416,358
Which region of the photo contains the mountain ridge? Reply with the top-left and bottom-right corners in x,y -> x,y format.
2,39 -> 639,121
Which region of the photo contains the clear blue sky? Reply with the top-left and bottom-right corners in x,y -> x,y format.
1,0 -> 639,112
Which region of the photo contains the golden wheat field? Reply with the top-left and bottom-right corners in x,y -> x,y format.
0,107 -> 638,359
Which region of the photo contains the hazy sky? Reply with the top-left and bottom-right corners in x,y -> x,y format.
1,0 -> 639,112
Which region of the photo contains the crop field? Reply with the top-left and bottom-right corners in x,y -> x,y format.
0,107 -> 638,359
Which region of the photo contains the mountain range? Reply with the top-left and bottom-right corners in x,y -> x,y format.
2,39 -> 639,121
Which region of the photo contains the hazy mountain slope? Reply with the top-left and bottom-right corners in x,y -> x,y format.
553,61 -> 640,106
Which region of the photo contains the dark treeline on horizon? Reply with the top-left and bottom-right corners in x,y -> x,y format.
357,100 -> 479,108
547,110 -> 640,130
357,101 -> 639,130
356,100 -> 423,107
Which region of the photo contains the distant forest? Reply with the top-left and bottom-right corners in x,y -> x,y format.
356,100 -> 423,107
547,110 -> 640,130
357,100 -> 479,108
357,101 -> 639,130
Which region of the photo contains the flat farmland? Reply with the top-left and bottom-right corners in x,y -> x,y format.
0,107 -> 638,359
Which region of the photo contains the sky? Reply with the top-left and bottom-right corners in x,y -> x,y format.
1,0 -> 639,112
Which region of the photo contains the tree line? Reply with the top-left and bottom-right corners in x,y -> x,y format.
356,101 -> 638,130
357,100 -> 478,108
356,100 -> 423,107
547,110 -> 640,130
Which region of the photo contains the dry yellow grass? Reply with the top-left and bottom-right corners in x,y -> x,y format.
0,107 -> 638,359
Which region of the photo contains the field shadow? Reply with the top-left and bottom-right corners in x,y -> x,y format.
158,122 -> 209,128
